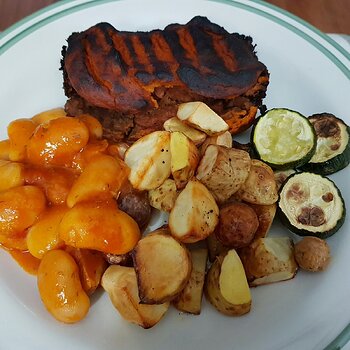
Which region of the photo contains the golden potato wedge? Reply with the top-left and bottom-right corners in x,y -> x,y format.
200,131 -> 232,155
239,237 -> 298,286
196,145 -> 251,203
170,132 -> 199,189
169,180 -> 219,243
31,108 -> 66,124
132,231 -> 192,304
148,179 -> 178,212
205,250 -> 251,316
124,131 -> 171,190
177,102 -> 229,136
173,248 -> 208,315
0,161 -> 24,191
249,203 -> 277,239
206,233 -> 228,262
163,117 -> 206,146
237,159 -> 278,205
102,265 -> 169,329
66,154 -> 129,208
66,247 -> 108,295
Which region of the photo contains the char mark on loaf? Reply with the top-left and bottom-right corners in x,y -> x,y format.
62,16 -> 269,143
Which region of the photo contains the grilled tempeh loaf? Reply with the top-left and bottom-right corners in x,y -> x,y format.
62,16 -> 269,143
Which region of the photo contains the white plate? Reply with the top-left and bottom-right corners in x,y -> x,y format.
0,1 -> 349,349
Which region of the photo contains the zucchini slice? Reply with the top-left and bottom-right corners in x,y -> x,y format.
300,113 -> 350,175
252,108 -> 316,169
278,172 -> 345,238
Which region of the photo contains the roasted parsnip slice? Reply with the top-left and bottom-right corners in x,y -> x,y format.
163,117 -> 206,145
177,102 -> 229,136
237,159 -> 278,205
205,250 -> 251,316
173,248 -> 208,315
239,237 -> 298,286
124,131 -> 171,190
170,132 -> 200,189
169,180 -> 219,243
132,231 -> 192,304
196,145 -> 251,203
148,179 -> 178,212
101,265 -> 169,329
200,131 -> 232,155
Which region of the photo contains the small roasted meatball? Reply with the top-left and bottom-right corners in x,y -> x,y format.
294,236 -> 331,272
117,182 -> 152,230
216,202 -> 259,249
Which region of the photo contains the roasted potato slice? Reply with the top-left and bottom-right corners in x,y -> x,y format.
216,202 -> 259,249
237,159 -> 278,205
205,250 -> 251,316
239,237 -> 298,286
102,265 -> 169,329
200,131 -> 232,155
163,117 -> 206,145
177,102 -> 229,136
249,203 -> 277,239
104,252 -> 132,266
124,131 -> 171,190
148,179 -> 178,212
170,132 -> 200,189
173,248 -> 208,315
196,145 -> 251,203
169,180 -> 219,243
207,233 -> 228,262
132,231 -> 192,304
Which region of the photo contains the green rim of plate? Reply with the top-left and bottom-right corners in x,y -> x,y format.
0,0 -> 349,348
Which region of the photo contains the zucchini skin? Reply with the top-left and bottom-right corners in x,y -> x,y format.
277,173 -> 346,239
300,125 -> 350,175
251,108 -> 316,170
